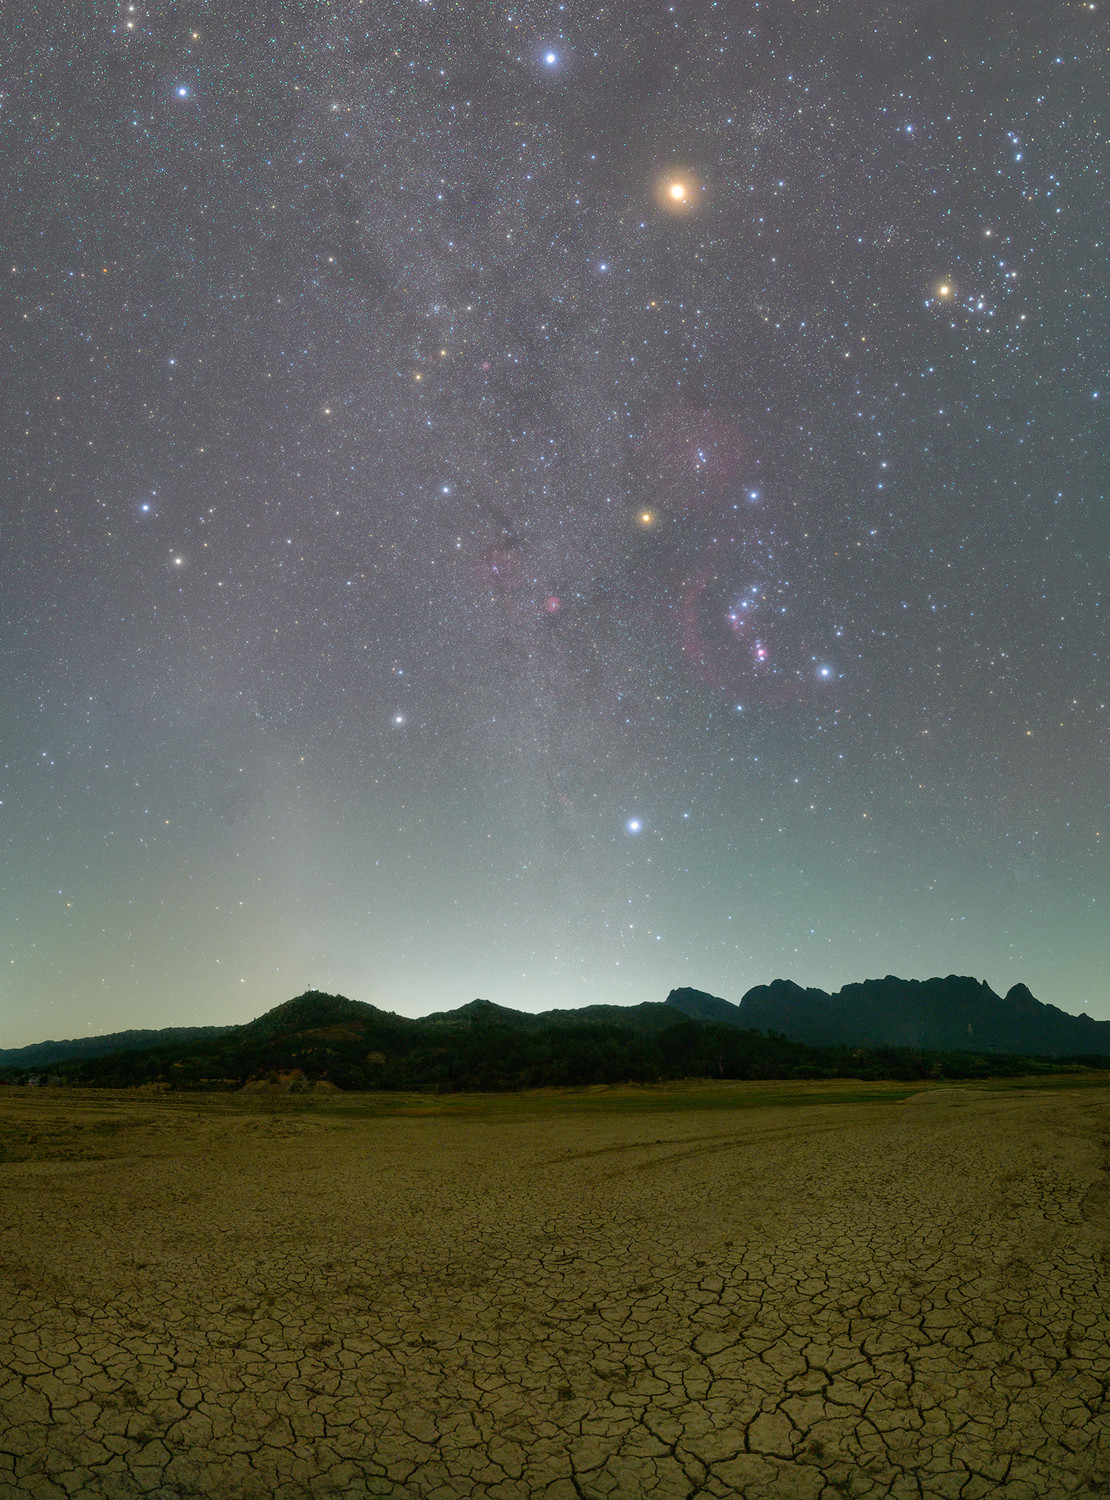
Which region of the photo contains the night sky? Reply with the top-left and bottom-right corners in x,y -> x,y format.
2,0 -> 1107,1047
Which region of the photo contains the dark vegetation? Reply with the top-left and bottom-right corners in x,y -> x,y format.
2,990 -> 1107,1093
0,1024 -> 234,1070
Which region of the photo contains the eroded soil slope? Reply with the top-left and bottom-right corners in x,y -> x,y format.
1,1079 -> 1108,1498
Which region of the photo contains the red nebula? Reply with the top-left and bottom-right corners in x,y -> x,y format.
677,549 -> 801,706
544,595 -> 562,614
637,405 -> 750,513
479,545 -> 526,593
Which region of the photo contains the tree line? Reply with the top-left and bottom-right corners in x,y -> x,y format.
2,1010 -> 1103,1093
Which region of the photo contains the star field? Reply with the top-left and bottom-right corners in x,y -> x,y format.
1,0 -> 1107,1043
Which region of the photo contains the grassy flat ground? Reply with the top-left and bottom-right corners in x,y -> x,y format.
1,1077 -> 1108,1498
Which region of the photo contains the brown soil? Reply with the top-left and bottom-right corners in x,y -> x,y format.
1,1077 -> 1108,1498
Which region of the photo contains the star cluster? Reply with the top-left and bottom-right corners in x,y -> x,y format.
0,0 -> 1106,1041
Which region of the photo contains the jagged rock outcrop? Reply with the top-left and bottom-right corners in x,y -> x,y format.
668,975 -> 1110,1056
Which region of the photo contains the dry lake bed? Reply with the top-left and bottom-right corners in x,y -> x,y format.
1,1077 -> 1108,1499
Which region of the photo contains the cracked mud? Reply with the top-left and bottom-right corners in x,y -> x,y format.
1,1078 -> 1108,1498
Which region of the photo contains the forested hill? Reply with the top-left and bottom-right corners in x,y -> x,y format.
2,987 -> 1105,1093
0,1024 -> 234,1070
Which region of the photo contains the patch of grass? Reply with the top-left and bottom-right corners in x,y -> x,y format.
317,1077 -> 922,1123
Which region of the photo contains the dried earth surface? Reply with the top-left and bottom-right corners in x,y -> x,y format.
1,1077 -> 1108,1499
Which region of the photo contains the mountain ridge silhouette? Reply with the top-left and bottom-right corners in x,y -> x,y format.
2,974 -> 1106,1069
666,974 -> 1110,1056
